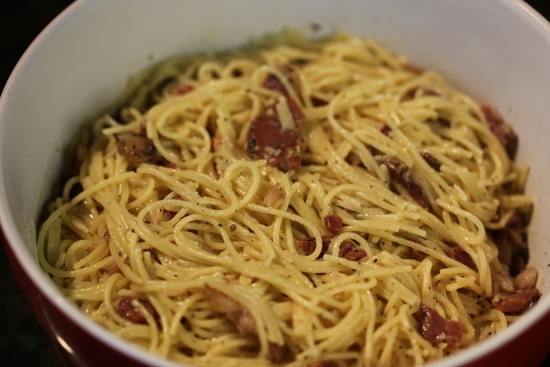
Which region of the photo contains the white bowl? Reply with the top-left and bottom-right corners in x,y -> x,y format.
2,1 -> 550,366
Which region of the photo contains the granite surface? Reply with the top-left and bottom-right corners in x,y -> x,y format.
1,1 -> 550,366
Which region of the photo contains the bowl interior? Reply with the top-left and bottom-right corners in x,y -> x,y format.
2,0 -> 550,366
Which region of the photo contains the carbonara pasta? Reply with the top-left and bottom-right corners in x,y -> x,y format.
38,33 -> 539,367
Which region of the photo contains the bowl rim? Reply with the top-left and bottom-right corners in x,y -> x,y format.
1,0 -> 550,366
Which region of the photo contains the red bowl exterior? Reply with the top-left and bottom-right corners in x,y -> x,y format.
2,232 -> 152,367
4,227 -> 550,367
470,318 -> 550,367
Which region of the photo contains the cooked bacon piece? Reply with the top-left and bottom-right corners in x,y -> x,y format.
211,134 -> 224,152
264,64 -> 300,96
417,305 -> 462,349
101,261 -> 120,275
247,111 -> 302,172
421,89 -> 440,97
491,270 -> 540,314
338,240 -> 366,261
311,96 -> 328,107
263,64 -> 305,123
160,158 -> 178,169
427,116 -> 451,129
204,285 -> 257,335
116,296 -> 158,324
449,246 -> 477,270
324,214 -> 343,235
102,230 -> 110,243
297,235 -> 331,258
490,212 -> 529,275
345,151 -> 362,166
144,248 -> 160,263
379,156 -> 430,208
492,289 -> 540,314
211,134 -> 232,178
171,83 -> 194,95
410,238 -> 427,260
285,96 -> 306,124
247,63 -> 306,172
298,235 -> 365,261
409,237 -> 429,261
268,342 -> 289,364
115,132 -> 160,165
481,105 -> 518,159
204,285 -> 286,362
161,207 -> 178,220
421,152 -> 440,171
402,87 -> 439,101
380,124 -> 392,136
264,72 -> 288,95
411,249 -> 429,261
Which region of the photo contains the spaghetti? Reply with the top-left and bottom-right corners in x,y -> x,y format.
38,34 -> 539,366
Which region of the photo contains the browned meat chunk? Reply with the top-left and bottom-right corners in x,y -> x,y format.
297,236 -> 365,261
204,285 -> 287,362
380,124 -> 392,136
248,64 -> 306,172
491,271 -> 540,314
490,212 -> 529,276
247,111 -> 302,171
402,87 -> 440,101
115,132 -> 160,164
421,151 -> 440,171
345,151 -> 362,166
409,237 -> 429,261
285,96 -> 305,124
411,249 -> 429,261
338,240 -> 366,261
268,342 -> 289,364
379,156 -> 430,208
311,96 -> 328,107
297,235 -> 331,258
263,64 -> 301,97
417,304 -> 462,349
263,64 -> 305,123
171,83 -> 194,95
449,246 -> 477,270
492,289 -> 540,314
116,296 -> 157,324
204,285 -> 257,335
324,214 -> 343,235
481,105 -> 518,159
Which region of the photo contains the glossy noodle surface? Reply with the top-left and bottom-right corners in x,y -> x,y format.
38,34 -> 539,367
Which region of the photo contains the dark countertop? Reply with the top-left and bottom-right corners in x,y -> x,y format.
1,2 -> 74,365
1,1 -> 550,366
